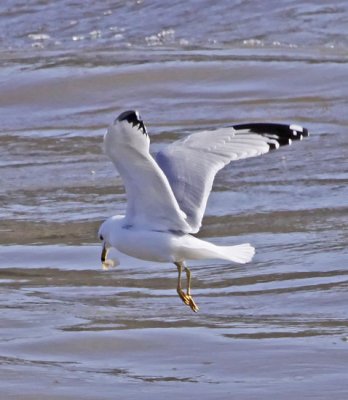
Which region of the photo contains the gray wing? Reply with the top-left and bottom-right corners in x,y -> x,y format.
156,123 -> 309,233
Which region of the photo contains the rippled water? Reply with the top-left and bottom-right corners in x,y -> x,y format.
1,1 -> 348,399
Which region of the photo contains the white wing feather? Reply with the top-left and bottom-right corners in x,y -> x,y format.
105,120 -> 191,232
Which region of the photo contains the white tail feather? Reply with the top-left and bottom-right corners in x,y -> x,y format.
216,243 -> 255,264
182,237 -> 255,264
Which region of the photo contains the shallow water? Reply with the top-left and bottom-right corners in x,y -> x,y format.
1,1 -> 348,399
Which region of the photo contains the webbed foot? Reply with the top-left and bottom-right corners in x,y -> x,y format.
177,288 -> 199,312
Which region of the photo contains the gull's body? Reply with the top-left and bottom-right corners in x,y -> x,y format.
101,215 -> 253,264
98,110 -> 308,312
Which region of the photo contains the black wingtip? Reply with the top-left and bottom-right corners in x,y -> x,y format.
233,122 -> 309,149
117,110 -> 140,124
115,110 -> 148,135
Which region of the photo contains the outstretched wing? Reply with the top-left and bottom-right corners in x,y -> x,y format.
105,111 -> 190,232
156,123 -> 309,233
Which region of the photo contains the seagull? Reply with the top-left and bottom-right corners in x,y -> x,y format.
98,110 -> 309,312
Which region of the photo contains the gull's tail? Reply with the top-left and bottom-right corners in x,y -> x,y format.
183,236 -> 255,264
215,243 -> 255,264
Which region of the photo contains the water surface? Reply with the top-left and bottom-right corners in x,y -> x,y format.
0,1 -> 348,399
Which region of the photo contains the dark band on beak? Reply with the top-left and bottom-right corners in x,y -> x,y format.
101,243 -> 107,263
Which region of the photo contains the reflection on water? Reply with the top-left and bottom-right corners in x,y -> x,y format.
1,0 -> 348,399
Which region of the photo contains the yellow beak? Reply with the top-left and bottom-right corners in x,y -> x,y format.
101,242 -> 108,263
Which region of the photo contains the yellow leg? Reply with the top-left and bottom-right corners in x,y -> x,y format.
175,261 -> 190,306
175,262 -> 199,312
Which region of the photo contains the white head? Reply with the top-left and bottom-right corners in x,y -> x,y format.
98,215 -> 124,245
98,215 -> 124,264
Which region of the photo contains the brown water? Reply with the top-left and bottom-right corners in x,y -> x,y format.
1,1 -> 348,399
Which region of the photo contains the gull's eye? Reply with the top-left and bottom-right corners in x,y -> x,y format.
99,234 -> 104,241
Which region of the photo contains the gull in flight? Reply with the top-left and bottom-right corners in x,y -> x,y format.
98,110 -> 308,312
